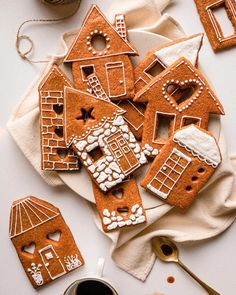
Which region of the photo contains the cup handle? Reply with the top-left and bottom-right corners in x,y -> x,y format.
97,257 -> 105,278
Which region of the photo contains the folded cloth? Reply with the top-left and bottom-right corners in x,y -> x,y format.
7,0 -> 236,281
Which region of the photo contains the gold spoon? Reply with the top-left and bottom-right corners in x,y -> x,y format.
152,237 -> 220,295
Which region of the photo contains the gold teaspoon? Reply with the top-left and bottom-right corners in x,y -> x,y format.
152,237 -> 220,295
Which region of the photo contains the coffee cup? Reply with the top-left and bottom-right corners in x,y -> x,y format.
64,258 -> 119,295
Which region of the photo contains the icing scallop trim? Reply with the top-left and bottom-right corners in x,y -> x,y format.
173,125 -> 221,168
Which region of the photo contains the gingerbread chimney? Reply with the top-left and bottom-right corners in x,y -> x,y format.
115,14 -> 127,41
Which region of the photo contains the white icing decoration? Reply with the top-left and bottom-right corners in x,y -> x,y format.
107,222 -> 118,230
64,254 -> 82,271
88,135 -> 98,144
104,129 -> 111,136
139,152 -> 147,164
75,140 -> 87,151
100,183 -> 107,191
93,172 -> 99,178
103,217 -> 111,225
173,125 -> 221,168
154,34 -> 203,67
97,163 -> 106,172
113,116 -> 125,126
86,142 -> 98,152
129,132 -> 136,143
111,127 -> 117,133
152,149 -> 158,156
106,156 -> 113,162
103,209 -> 110,217
109,162 -> 121,173
131,204 -> 139,213
27,263 -> 43,286
97,172 -> 108,183
120,125 -> 129,132
105,168 -> 112,174
81,152 -> 87,160
134,144 -> 140,154
93,129 -> 104,136
88,165 -> 96,173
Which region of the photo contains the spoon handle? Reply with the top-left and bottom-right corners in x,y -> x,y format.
177,259 -> 221,295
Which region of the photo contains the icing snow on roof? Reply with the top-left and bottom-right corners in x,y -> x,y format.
173,125 -> 221,168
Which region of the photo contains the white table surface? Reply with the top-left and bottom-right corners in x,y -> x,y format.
1,0 -> 236,294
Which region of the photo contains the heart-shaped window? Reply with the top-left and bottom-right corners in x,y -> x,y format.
47,230 -> 61,242
112,188 -> 124,200
22,242 -> 36,255
166,83 -> 197,105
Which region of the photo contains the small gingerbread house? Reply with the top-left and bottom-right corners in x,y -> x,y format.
39,65 -> 80,171
134,57 -> 224,154
118,34 -> 204,139
9,196 -> 84,288
92,177 -> 146,232
141,125 -> 221,209
64,87 -> 147,192
64,5 -> 138,101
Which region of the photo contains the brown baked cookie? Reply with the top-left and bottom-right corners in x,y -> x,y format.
39,65 -> 80,170
134,57 -> 224,156
9,196 -> 84,288
64,5 -> 138,101
118,34 -> 204,140
141,125 -> 221,209
64,87 -> 147,192
194,0 -> 236,51
92,177 -> 146,232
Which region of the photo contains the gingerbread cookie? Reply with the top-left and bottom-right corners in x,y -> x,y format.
141,125 -> 221,209
92,177 -> 146,232
39,65 -> 80,170
9,196 -> 84,288
64,87 -> 147,192
64,5 -> 138,101
134,57 -> 224,156
194,0 -> 236,51
118,34 -> 204,140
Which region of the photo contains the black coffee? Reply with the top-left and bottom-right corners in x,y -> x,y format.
76,280 -> 113,295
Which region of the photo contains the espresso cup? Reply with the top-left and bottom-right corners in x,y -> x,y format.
64,258 -> 119,295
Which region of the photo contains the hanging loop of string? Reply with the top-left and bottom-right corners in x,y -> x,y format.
16,0 -> 81,63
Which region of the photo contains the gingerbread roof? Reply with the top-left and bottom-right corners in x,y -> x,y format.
9,196 -> 60,238
39,64 -> 73,91
153,33 -> 204,67
64,87 -> 126,145
64,5 -> 138,62
134,57 -> 224,115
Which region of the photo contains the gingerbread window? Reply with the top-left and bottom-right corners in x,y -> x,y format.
80,65 -> 95,81
153,112 -> 176,143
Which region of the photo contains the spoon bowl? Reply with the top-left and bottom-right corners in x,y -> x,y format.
151,236 -> 220,295
152,236 -> 179,263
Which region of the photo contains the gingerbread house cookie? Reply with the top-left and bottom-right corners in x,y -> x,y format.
64,87 -> 147,192
134,57 -> 224,156
9,196 -> 84,288
118,34 -> 204,140
93,177 -> 146,232
64,5 -> 138,101
194,0 -> 236,51
39,65 -> 80,170
141,125 -> 221,209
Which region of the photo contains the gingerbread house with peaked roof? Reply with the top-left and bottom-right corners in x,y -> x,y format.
64,5 -> 138,101
39,65 -> 80,171
9,196 -> 84,289
64,87 -> 147,192
118,34 -> 204,140
134,57 -> 224,154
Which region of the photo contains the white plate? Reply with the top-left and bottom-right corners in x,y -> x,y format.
58,30 -> 221,209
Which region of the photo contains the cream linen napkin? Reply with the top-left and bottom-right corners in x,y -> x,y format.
7,0 -> 236,281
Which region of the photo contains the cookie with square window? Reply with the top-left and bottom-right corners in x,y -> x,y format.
117,34 -> 204,140
194,0 -> 236,51
64,87 -> 147,192
64,5 -> 138,101
134,57 -> 224,156
9,196 -> 84,288
39,64 -> 80,171
141,125 -> 221,209
92,177 -> 146,232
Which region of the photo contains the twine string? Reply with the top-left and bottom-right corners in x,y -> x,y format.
16,0 -> 81,63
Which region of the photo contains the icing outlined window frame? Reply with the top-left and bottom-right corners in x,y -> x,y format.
147,147 -> 192,199
153,111 -> 176,144
206,0 -> 236,43
180,116 -> 202,128
80,64 -> 95,82
105,62 -> 126,98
